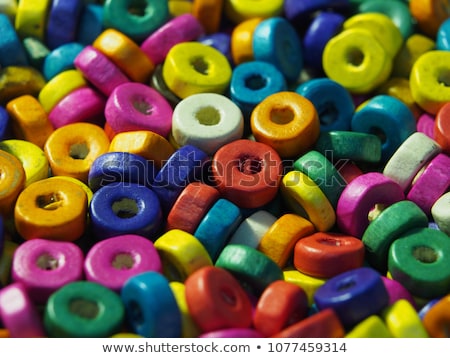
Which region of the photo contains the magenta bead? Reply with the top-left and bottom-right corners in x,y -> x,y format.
381,276 -> 416,309
141,13 -> 204,66
336,172 -> 405,238
104,82 -> 173,137
48,86 -> 106,128
417,112 -> 436,139
11,238 -> 84,304
199,328 -> 264,338
74,45 -> 130,96
84,234 -> 162,292
0,282 -> 45,337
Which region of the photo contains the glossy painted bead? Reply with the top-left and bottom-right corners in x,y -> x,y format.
42,42 -> 84,80
281,170 -> 336,232
435,101 -> 450,154
294,232 -> 365,279
0,14 -> 28,67
121,271 -> 181,338
230,17 -> 262,65
431,192 -> 450,236
0,150 -> 25,217
0,66 -> 46,105
422,294 -> 450,337
252,17 -> 302,83
184,266 -> 253,333
389,227 -> 450,299
84,234 -> 162,292
345,315 -> 392,338
163,42 -> 232,99
212,139 -> 283,209
171,93 -> 244,155
251,92 -> 320,158
362,200 -> 429,274
216,244 -> 284,295
154,229 -> 212,282
0,282 -> 45,337
74,46 -> 130,96
253,280 -> 308,337
141,13 -> 204,65
192,0 -> 222,34
44,281 -> 124,337
351,95 -> 416,162
406,153 -> 450,215
44,122 -> 110,183
410,51 -> 450,115
46,0 -> 83,49
409,0 -> 450,38
14,0 -> 51,41
89,182 -> 162,240
169,281 -> 201,338
103,0 -> 169,43
14,177 -> 88,242
48,86 -> 106,128
314,267 -> 389,329
93,28 -> 155,83
11,238 -> 84,304
382,299 -> 429,338
76,3 -> 104,45
224,0 -> 283,23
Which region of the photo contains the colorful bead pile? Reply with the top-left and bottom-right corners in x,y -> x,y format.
0,0 -> 450,339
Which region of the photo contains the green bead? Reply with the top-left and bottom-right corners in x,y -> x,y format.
215,244 -> 284,295
363,200 -> 429,273
44,281 -> 125,337
22,37 -> 50,71
388,228 -> 450,299
314,130 -> 382,163
293,150 -> 346,208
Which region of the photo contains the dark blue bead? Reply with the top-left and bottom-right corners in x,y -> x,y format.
0,106 -> 11,141
284,0 -> 349,23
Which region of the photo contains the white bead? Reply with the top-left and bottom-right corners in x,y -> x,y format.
431,192 -> 450,236
171,93 -> 244,155
383,132 -> 442,191
228,210 -> 277,248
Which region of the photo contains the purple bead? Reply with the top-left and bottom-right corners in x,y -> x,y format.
198,32 -> 233,65
284,0 -> 349,23
381,276 -> 416,309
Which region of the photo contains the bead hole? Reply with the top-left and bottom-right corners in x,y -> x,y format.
413,246 -> 438,264
112,198 -> 139,218
69,142 -> 89,160
191,57 -> 209,75
36,192 -> 64,210
220,286 -> 237,306
127,0 -> 147,16
69,298 -> 99,319
346,47 -> 364,67
112,253 -> 135,270
36,253 -> 59,270
369,127 -> 387,144
270,107 -> 294,125
438,68 -> 450,87
318,102 -> 338,126
245,75 -> 267,90
368,203 -> 386,222
336,277 -> 356,291
238,155 -> 262,174
195,106 -> 221,126
133,97 -> 153,115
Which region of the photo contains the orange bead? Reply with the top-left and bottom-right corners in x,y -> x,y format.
251,91 -> 320,158
44,122 -> 110,183
230,17 -> 263,65
0,329 -> 9,338
422,294 -> 450,337
93,28 -> 155,83
0,150 -> 26,217
409,0 -> 450,38
6,95 -> 54,149
435,102 -> 450,154
192,0 -> 224,34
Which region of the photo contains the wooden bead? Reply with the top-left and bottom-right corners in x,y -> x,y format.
192,0 -> 222,34
0,241 -> 18,287
283,266 -> 326,306
169,281 -> 201,338
42,42 -> 84,81
409,0 -> 450,38
0,149 -> 25,217
0,66 -> 45,106
224,0 -> 283,24
382,299 -> 429,338
230,17 -> 262,65
14,0 -> 51,41
0,14 -> 28,68
381,276 -> 416,309
76,4 -> 104,45
14,177 -> 88,242
345,315 -> 392,338
435,101 -> 450,154
422,294 -> 450,337
199,328 -> 264,338
431,192 -> 450,236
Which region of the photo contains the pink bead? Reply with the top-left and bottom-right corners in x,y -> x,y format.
336,172 -> 405,238
141,14 -> 204,66
74,45 -> 130,96
417,112 -> 436,139
11,238 -> 84,304
199,328 -> 264,338
84,234 -> 162,292
381,276 -> 416,309
48,86 -> 106,128
407,153 -> 450,215
0,282 -> 45,337
104,82 -> 173,137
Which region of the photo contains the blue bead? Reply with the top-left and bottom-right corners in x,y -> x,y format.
77,4 -> 104,46
437,18 -> 450,51
351,95 -> 416,163
194,198 -> 242,261
0,14 -> 28,67
88,152 -> 157,192
284,0 -> 349,23
314,267 -> 389,329
230,60 -> 287,120
152,145 -> 209,215
303,12 -> 345,72
42,42 -> 85,80
0,106 -> 11,141
89,182 -> 162,240
46,0 -> 84,50
296,78 -> 355,132
418,297 -> 441,320
121,271 -> 181,338
252,17 -> 303,83
198,33 -> 233,66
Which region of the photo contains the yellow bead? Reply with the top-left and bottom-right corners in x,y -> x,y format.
345,315 -> 393,338
162,42 -> 232,99
281,171 -> 336,232
0,139 -> 49,187
0,66 -> 46,106
15,0 -> 52,41
38,69 -> 87,113
283,266 -> 326,306
154,229 -> 213,282
410,50 -> 450,114
168,0 -> 193,17
0,240 -> 18,286
323,28 -> 392,94
0,0 -> 17,22
169,281 -> 202,338
224,0 -> 283,24
110,333 -> 143,338
382,299 -> 429,338
0,149 -> 25,217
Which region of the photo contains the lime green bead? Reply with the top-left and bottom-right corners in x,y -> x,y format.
382,299 -> 429,338
22,37 -> 50,70
345,315 -> 393,338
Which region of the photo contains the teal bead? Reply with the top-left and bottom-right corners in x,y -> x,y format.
388,228 -> 450,299
362,200 -> 429,274
44,281 -> 125,337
